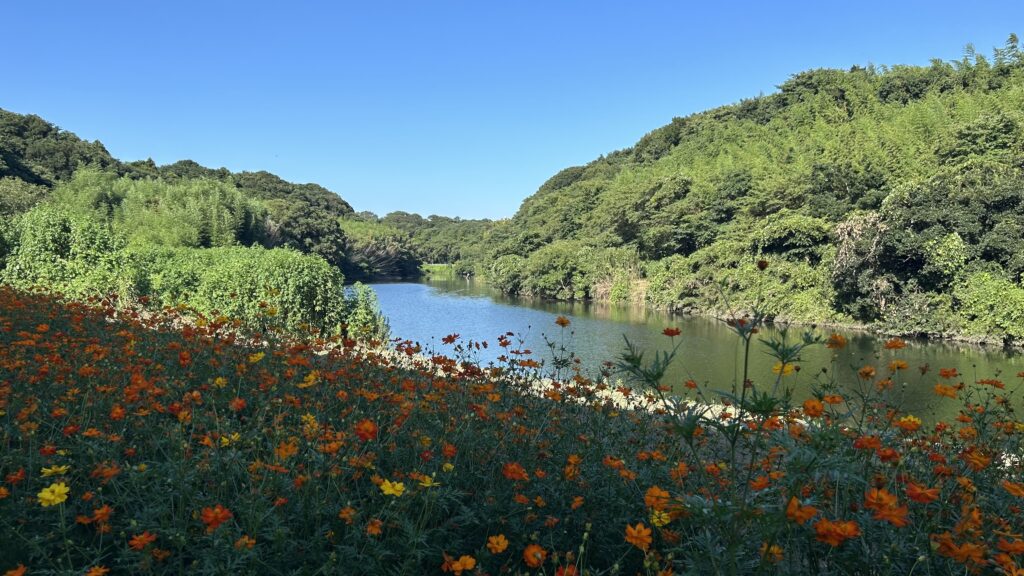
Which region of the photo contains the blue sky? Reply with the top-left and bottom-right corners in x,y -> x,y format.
4,1 -> 1024,219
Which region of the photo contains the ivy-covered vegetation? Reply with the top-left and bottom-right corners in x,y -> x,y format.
414,36 -> 1024,345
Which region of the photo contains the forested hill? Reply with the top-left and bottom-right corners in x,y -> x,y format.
458,36 -> 1024,345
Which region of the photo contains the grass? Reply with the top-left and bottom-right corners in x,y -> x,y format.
1,283 -> 1023,575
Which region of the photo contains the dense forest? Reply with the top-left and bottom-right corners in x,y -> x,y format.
419,35 -> 1024,345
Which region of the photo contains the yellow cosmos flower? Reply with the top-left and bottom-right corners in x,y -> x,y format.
213,377 -> 228,389
247,352 -> 265,364
418,475 -> 441,488
442,463 -> 455,473
41,465 -> 70,477
219,432 -> 241,447
380,479 -> 406,497
772,362 -> 795,376
650,509 -> 671,527
38,482 -> 70,507
298,370 -> 320,389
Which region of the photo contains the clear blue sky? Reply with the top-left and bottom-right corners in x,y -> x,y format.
4,1 -> 1024,219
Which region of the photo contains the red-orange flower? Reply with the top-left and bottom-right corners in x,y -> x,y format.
523,544 -> 548,568
883,338 -> 906,350
129,531 -> 158,550
786,497 -> 817,525
502,462 -> 530,482
814,518 -> 861,546
354,419 -> 378,442
802,398 -> 824,418
1002,479 -> 1024,497
200,504 -> 233,533
662,327 -> 681,337
905,482 -> 939,504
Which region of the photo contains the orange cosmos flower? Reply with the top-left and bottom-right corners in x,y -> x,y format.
555,316 -> 571,328
934,384 -> 958,398
234,535 -> 256,550
4,565 -> 27,576
814,518 -> 860,546
85,568 -> 110,576
523,544 -> 548,568
502,462 -> 530,482
759,542 -> 783,563
670,462 -> 690,483
858,365 -> 876,380
905,482 -> 939,504
883,338 -> 906,350
662,327 -> 681,337
338,506 -> 357,524
228,397 -> 246,412
200,504 -> 233,533
353,419 -> 378,442
961,449 -> 991,472
366,518 -> 383,536
443,555 -> 476,575
1002,479 -> 1024,498
487,534 -> 509,554
851,434 -> 884,448
786,497 -> 817,525
998,538 -> 1024,555
129,531 -> 157,550
644,486 -> 670,511
802,398 -> 824,418
825,334 -> 847,349
822,394 -> 844,404
624,522 -> 653,552
874,504 -> 909,527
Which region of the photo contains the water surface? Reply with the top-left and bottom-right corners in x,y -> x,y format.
371,279 -> 1024,420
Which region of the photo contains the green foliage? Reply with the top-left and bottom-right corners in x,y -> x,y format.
445,35 -> 1024,343
521,240 -> 595,300
953,271 -> 1024,343
339,217 -> 420,280
0,202 -> 387,336
1,204 -> 127,297
0,176 -> 48,217
144,246 -> 346,334
343,282 -> 391,341
53,169 -> 267,248
488,254 -> 527,294
0,109 -> 120,185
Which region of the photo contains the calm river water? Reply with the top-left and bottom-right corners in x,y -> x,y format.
370,279 -> 1024,420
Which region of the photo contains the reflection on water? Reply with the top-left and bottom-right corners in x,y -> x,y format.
370,279 -> 1024,421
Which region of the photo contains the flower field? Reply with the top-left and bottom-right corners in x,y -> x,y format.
2,285 -> 1024,575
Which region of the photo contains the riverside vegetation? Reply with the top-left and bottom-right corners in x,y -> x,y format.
10,37 -> 1024,344
390,36 -> 1024,346
1,264 -> 1024,575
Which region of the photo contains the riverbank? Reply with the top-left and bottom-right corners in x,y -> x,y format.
460,272 -> 1024,350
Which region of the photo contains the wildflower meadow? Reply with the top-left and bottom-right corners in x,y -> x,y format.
1,284 -> 1024,575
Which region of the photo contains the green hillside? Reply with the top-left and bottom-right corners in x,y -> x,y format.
458,36 -> 1024,345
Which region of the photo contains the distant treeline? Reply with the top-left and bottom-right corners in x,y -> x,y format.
414,35 -> 1024,345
